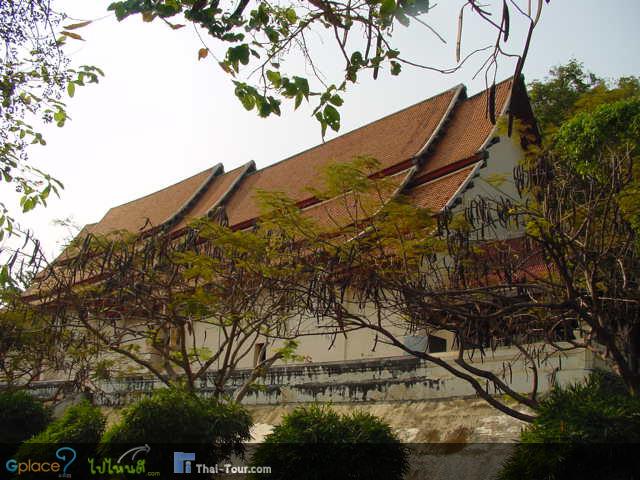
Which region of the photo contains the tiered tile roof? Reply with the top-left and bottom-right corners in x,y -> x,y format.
80,77 -> 526,241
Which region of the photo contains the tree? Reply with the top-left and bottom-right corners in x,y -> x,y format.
240,156 -> 552,422
0,1 -> 102,249
0,281 -> 94,391
212,90 -> 639,421
22,212 -> 307,401
528,58 -> 640,136
527,59 -> 602,135
537,98 -> 640,392
106,0 -> 550,136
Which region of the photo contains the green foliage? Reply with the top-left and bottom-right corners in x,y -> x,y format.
18,399 -> 104,446
106,0 -> 454,138
0,2 -> 102,247
529,62 -> 640,248
528,59 -> 639,138
0,390 -> 51,443
11,401 -> 105,480
573,75 -> 640,114
101,388 -> 252,466
553,98 -> 640,244
554,98 -> 640,175
250,404 -> 409,480
497,371 -> 640,480
528,59 -> 602,135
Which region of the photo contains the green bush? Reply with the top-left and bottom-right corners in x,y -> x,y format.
0,390 -> 51,443
23,399 -> 105,444
250,404 -> 409,480
9,400 -> 105,479
498,371 -> 640,480
101,388 -> 252,469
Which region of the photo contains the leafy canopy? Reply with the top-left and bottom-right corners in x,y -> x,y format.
107,0 -> 545,137
528,58 -> 640,137
101,388 -> 252,467
0,1 -> 102,276
250,404 -> 409,480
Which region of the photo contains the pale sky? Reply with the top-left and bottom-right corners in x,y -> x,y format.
7,0 -> 640,259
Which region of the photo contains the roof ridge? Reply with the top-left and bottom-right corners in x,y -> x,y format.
466,76 -> 513,100
96,165 -> 217,217
245,83 -> 465,177
158,163 -> 224,231
413,84 -> 466,158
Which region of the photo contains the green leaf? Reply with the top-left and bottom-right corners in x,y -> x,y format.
329,94 -> 343,107
227,44 -> 251,72
53,110 -> 65,122
265,27 -> 279,43
240,93 -> 255,111
315,112 -> 328,137
387,49 -> 400,59
285,8 -> 297,23
390,61 -> 401,76
395,9 -> 410,26
293,76 -> 310,98
323,104 -> 340,132
67,82 -> 75,97
270,97 -> 281,116
266,70 -> 281,88
379,0 -> 396,17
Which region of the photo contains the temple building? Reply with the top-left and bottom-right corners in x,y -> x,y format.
24,76 -> 601,410
59,78 -> 524,365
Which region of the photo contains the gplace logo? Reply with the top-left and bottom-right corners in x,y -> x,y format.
6,447 -> 77,476
173,452 -> 195,474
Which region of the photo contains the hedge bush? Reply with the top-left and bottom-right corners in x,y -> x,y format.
250,404 -> 409,480
22,399 -> 106,444
101,388 -> 252,469
498,371 -> 640,480
9,400 -> 105,479
0,390 -> 51,444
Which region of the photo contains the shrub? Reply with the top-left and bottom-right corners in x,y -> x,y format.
10,400 -> 105,479
23,399 -> 106,444
101,388 -> 252,469
0,390 -> 51,444
498,371 -> 640,480
250,404 -> 409,480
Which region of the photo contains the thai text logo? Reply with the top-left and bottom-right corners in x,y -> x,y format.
88,444 -> 152,476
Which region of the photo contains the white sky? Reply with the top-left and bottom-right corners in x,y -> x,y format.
6,0 -> 640,259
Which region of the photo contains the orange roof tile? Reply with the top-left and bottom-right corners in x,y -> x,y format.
28,78 -> 540,301
301,168 -> 414,231
87,167 -> 217,235
224,86 -> 460,226
407,165 -> 477,212
414,79 -> 512,181
70,79 -> 522,241
171,163 -> 251,232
